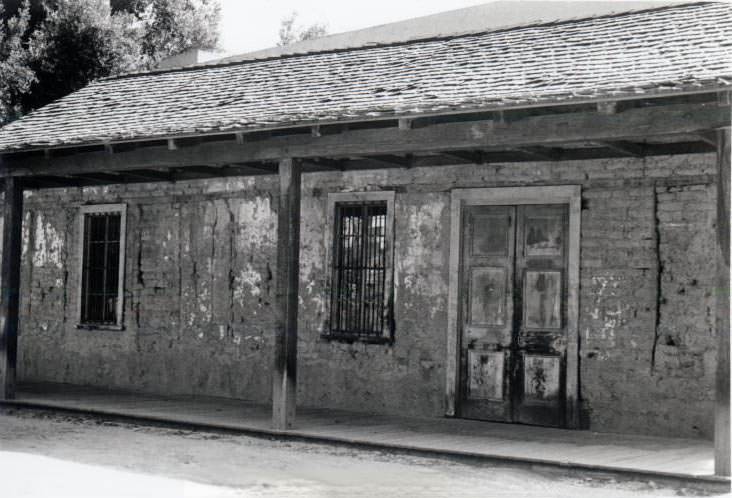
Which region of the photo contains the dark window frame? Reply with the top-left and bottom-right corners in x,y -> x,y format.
77,204 -> 127,330
324,191 -> 395,343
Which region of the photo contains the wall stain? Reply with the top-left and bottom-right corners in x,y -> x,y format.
651,186 -> 662,373
177,204 -> 184,333
209,201 -> 219,322
226,198 -> 236,338
25,211 -> 36,318
61,208 -> 70,324
135,205 -> 144,329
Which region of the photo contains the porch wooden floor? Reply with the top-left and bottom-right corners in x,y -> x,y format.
3,382 -> 721,485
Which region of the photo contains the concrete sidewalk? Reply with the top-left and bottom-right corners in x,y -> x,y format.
2,382 -> 729,493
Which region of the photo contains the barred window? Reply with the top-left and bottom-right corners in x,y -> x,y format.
78,204 -> 127,328
327,192 -> 394,342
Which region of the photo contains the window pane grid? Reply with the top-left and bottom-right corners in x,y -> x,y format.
81,212 -> 121,325
330,202 -> 387,339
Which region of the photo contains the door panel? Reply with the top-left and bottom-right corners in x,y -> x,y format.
459,206 -> 514,421
467,350 -> 504,400
468,266 -> 507,326
459,203 -> 569,427
522,270 -> 562,330
513,205 -> 568,427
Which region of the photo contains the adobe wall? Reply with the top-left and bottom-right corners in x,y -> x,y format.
13,153 -> 719,438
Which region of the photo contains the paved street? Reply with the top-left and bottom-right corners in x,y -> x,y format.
0,409 -> 718,498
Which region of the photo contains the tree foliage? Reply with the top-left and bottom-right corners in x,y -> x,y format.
21,0 -> 140,112
0,0 -> 221,123
136,0 -> 220,66
0,0 -> 35,122
278,11 -> 327,47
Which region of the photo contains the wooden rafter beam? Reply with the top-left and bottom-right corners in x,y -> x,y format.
303,158 -> 344,171
228,162 -> 277,174
697,132 -> 718,147
174,165 -> 221,177
599,140 -> 646,157
122,169 -> 173,182
178,163 -> 276,177
441,150 -> 485,164
23,176 -> 79,189
596,101 -> 618,115
367,154 -> 414,168
513,146 -> 562,161
67,172 -> 122,184
398,118 -> 413,130
346,158 -> 409,170
3,102 -> 729,178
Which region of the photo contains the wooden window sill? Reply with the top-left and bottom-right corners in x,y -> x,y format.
320,333 -> 392,345
76,324 -> 125,331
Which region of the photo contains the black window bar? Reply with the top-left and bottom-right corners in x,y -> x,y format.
330,201 -> 388,340
81,212 -> 121,325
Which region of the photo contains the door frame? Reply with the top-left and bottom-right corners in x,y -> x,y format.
445,186 -> 582,428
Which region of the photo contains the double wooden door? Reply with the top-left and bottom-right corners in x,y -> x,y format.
458,204 -> 568,427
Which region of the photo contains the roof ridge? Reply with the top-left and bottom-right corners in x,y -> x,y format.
102,0 -> 724,82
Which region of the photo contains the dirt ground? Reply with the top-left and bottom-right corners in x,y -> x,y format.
0,408 -> 723,498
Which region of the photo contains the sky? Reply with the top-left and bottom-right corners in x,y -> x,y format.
217,0 -> 489,55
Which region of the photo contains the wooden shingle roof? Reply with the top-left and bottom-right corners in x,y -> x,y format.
0,2 -> 730,153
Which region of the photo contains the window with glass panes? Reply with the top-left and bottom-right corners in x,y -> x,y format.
80,206 -> 125,326
329,201 -> 389,340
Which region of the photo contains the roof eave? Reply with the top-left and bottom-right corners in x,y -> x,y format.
2,83 -> 729,156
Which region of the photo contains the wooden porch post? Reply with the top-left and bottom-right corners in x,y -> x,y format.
715,126 -> 731,477
0,177 -> 24,400
272,158 -> 301,430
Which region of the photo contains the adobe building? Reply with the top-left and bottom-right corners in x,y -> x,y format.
0,1 -> 729,475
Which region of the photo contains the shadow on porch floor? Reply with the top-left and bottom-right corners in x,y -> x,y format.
3,382 -> 725,490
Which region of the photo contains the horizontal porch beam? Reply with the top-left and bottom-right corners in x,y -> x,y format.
2,102 -> 729,178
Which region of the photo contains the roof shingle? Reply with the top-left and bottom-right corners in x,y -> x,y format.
0,2 -> 730,152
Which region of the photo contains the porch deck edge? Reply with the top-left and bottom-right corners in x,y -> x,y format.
2,398 -> 729,494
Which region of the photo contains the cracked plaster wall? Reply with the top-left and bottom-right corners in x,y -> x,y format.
9,153 -> 720,438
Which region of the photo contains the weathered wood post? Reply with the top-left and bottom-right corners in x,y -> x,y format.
272,158 -> 301,430
715,126 -> 731,477
0,177 -> 24,400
